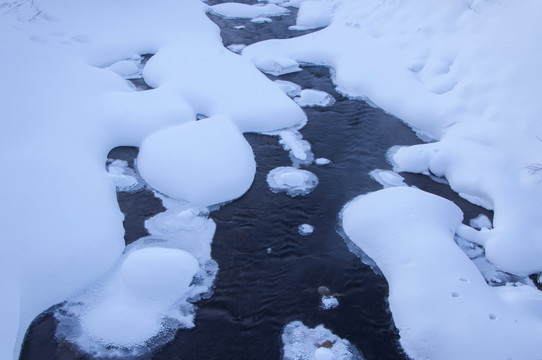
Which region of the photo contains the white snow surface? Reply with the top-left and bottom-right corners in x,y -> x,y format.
294,89 -> 335,107
282,321 -> 363,360
138,117 -> 256,207
267,167 -> 318,197
341,187 -> 542,360
209,3 -> 289,19
244,0 -> 542,274
290,0 -> 333,30
0,0 -> 305,358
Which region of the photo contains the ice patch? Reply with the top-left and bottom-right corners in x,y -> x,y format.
315,157 -> 331,165
279,130 -> 314,165
282,321 -> 363,360
209,3 -> 289,19
267,166 -> 318,197
106,159 -> 141,192
298,223 -> 314,235
369,169 -> 406,188
137,117 -> 256,207
274,79 -> 302,98
320,295 -> 339,310
294,89 -> 335,107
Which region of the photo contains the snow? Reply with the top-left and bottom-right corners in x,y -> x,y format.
294,89 -> 335,107
298,223 -> 314,235
137,117 -> 256,207
0,0 -> 304,357
315,157 -> 331,166
470,214 -> 492,230
267,166 -> 319,197
251,16 -> 273,24
369,169 -> 406,189
244,0 -> 542,275
341,187 -> 542,360
106,159 -> 141,192
209,3 -> 289,19
290,0 -> 332,31
320,295 -> 339,310
278,130 -> 314,165
227,44 -> 247,54
282,321 -> 363,360
274,79 -> 302,98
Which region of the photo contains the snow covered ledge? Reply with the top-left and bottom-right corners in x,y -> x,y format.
341,187 -> 542,360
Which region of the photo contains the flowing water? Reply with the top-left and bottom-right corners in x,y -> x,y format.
19,3 -> 492,360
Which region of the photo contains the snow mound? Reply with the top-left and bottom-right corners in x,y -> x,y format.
294,89 -> 335,107
227,44 -> 246,54
341,187 -> 542,360
56,247 -> 199,355
274,80 -> 302,98
138,117 -> 256,207
245,56 -> 302,76
298,223 -> 314,235
290,0 -> 332,30
470,214 -> 492,230
282,321 -> 363,360
209,3 -> 289,19
267,166 -> 318,196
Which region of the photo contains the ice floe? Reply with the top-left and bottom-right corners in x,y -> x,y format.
320,295 -> 339,310
278,130 -> 314,165
315,157 -> 331,166
274,79 -> 302,98
369,169 -> 406,189
267,166 -> 318,197
282,321 -> 363,360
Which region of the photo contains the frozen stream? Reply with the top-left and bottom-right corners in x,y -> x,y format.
19,2 -> 494,360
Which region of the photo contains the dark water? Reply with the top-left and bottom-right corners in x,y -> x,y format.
20,3 -> 493,360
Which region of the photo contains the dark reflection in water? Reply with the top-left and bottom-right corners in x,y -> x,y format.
20,2 -> 492,360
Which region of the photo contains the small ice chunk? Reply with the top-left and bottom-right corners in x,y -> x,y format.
267,166 -> 318,197
227,44 -> 247,54
251,16 -> 272,23
233,25 -> 246,30
282,321 -> 364,360
315,158 -> 331,165
267,247 -> 272,254
298,224 -> 314,235
321,295 -> 339,310
470,214 -> 492,230
294,89 -> 335,107
274,80 -> 302,98
369,169 -> 406,188
279,130 -> 313,164
255,57 -> 302,76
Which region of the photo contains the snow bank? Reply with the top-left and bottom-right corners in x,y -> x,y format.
0,0 -> 305,357
138,117 -> 256,207
282,321 -> 363,360
209,3 -> 289,19
267,166 -> 318,196
244,0 -> 542,274
341,187 -> 542,360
